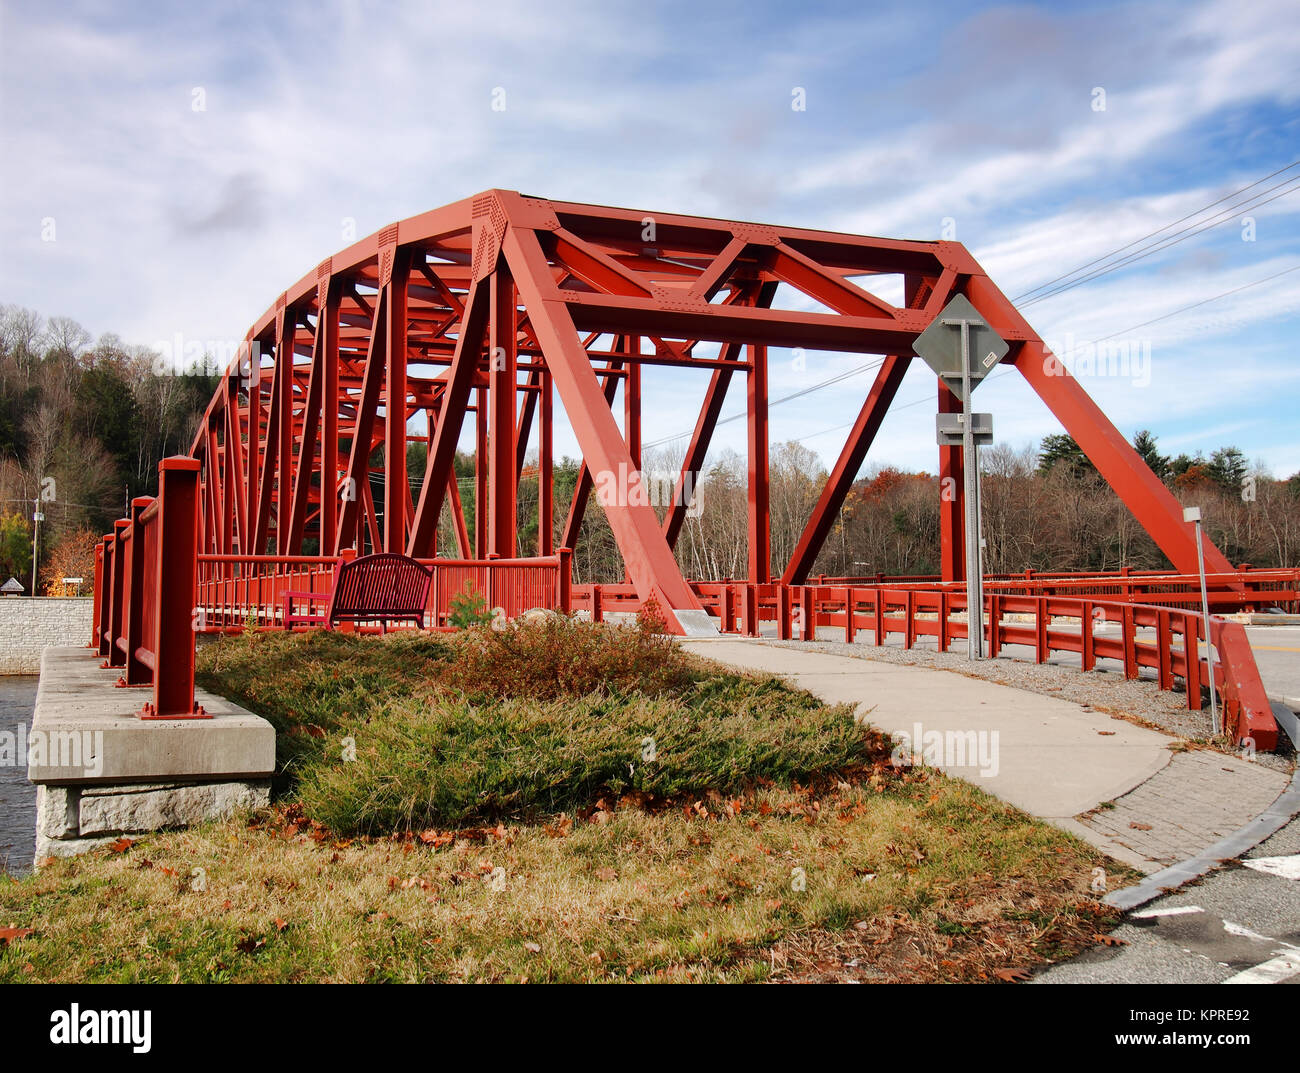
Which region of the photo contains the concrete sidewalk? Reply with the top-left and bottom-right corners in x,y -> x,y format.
680,638 -> 1292,875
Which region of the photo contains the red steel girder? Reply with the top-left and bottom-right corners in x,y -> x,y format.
186,188 -> 1230,633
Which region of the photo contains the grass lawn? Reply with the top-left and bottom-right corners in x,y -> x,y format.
0,618 -> 1130,983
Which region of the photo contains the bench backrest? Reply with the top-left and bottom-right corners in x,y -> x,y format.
328,553 -> 433,622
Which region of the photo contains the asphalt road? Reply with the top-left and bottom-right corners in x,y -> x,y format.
1037,812 -> 1300,984
1244,626 -> 1300,709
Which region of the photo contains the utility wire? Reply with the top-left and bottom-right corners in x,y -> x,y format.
1016,171 -> 1300,307
1013,160 -> 1300,302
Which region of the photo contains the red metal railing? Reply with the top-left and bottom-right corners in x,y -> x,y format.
193,548 -> 574,630
95,458 -> 205,718
573,576 -> 1282,750
196,554 -> 339,629
806,567 -> 1300,613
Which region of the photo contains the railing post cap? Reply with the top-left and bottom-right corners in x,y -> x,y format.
159,456 -> 201,472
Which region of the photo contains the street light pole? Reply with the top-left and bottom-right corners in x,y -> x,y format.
30,495 -> 41,597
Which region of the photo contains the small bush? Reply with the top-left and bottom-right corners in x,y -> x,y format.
439,616 -> 692,701
447,581 -> 494,629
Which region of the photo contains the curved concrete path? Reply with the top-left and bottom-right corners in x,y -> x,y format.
681,638 -> 1289,873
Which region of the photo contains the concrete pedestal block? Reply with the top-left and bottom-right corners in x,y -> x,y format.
28,647 -> 277,865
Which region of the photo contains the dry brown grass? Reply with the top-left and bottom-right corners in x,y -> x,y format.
0,765 -> 1128,983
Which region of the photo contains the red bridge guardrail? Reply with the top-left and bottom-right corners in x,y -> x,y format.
94,457 -> 206,719
571,577 -> 1282,750
195,548 -> 573,630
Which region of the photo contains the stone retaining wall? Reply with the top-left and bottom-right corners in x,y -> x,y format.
0,598 -> 93,674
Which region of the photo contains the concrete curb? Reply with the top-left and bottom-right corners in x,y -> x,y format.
1268,700 -> 1299,750
1104,763 -> 1300,912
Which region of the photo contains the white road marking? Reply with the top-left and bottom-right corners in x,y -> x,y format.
1223,953 -> 1300,984
1223,921 -> 1281,944
1241,854 -> 1300,881
1132,905 -> 1205,919
1219,920 -> 1300,983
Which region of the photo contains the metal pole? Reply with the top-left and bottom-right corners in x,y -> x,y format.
958,321 -> 983,659
30,495 -> 39,596
1192,512 -> 1220,735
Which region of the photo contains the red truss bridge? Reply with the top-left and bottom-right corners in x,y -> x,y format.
90,191 -> 1298,749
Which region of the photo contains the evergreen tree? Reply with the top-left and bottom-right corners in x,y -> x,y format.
1206,446 -> 1248,494
1037,434 -> 1097,480
1132,429 -> 1169,481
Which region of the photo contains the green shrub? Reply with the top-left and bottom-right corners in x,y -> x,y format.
447,581 -> 494,629
197,619 -> 882,835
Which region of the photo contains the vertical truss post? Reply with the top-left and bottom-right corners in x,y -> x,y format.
625,339 -> 641,471
747,342 -> 770,584
539,367 -> 553,555
474,386 -> 488,558
489,265 -> 518,556
245,342 -> 262,555
321,281 -> 340,555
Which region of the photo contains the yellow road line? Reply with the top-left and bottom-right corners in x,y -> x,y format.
1249,645 -> 1300,653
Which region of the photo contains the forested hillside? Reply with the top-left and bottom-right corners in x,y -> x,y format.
0,305 -> 218,591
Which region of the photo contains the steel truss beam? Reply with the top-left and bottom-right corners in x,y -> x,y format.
189,190 -> 1232,633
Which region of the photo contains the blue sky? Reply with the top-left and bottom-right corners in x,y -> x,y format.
2,0 -> 1298,478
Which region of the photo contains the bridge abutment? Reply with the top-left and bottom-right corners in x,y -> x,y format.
27,647 -> 274,862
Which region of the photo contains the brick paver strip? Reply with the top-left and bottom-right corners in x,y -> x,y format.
1076,751 -> 1289,867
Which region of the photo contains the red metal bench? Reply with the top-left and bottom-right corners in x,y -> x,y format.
283,553 -> 433,632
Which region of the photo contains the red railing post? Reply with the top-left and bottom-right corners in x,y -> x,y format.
1121,605 -> 1138,679
558,547 -> 572,614
107,519 -> 130,669
1156,609 -> 1173,690
125,496 -> 154,686
141,457 -> 206,719
91,541 -> 104,648
1081,600 -> 1096,671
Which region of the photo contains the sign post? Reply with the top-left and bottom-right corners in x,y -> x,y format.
915,295 -> 1008,661
1184,505 -> 1220,735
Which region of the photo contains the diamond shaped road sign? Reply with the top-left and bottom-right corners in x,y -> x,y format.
913,294 -> 1009,401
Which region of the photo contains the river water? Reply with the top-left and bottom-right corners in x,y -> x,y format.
0,677 -> 39,877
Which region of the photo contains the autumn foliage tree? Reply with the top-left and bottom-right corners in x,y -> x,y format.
41,528 -> 99,595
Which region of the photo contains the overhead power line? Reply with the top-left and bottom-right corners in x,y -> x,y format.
1014,162 -> 1300,307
